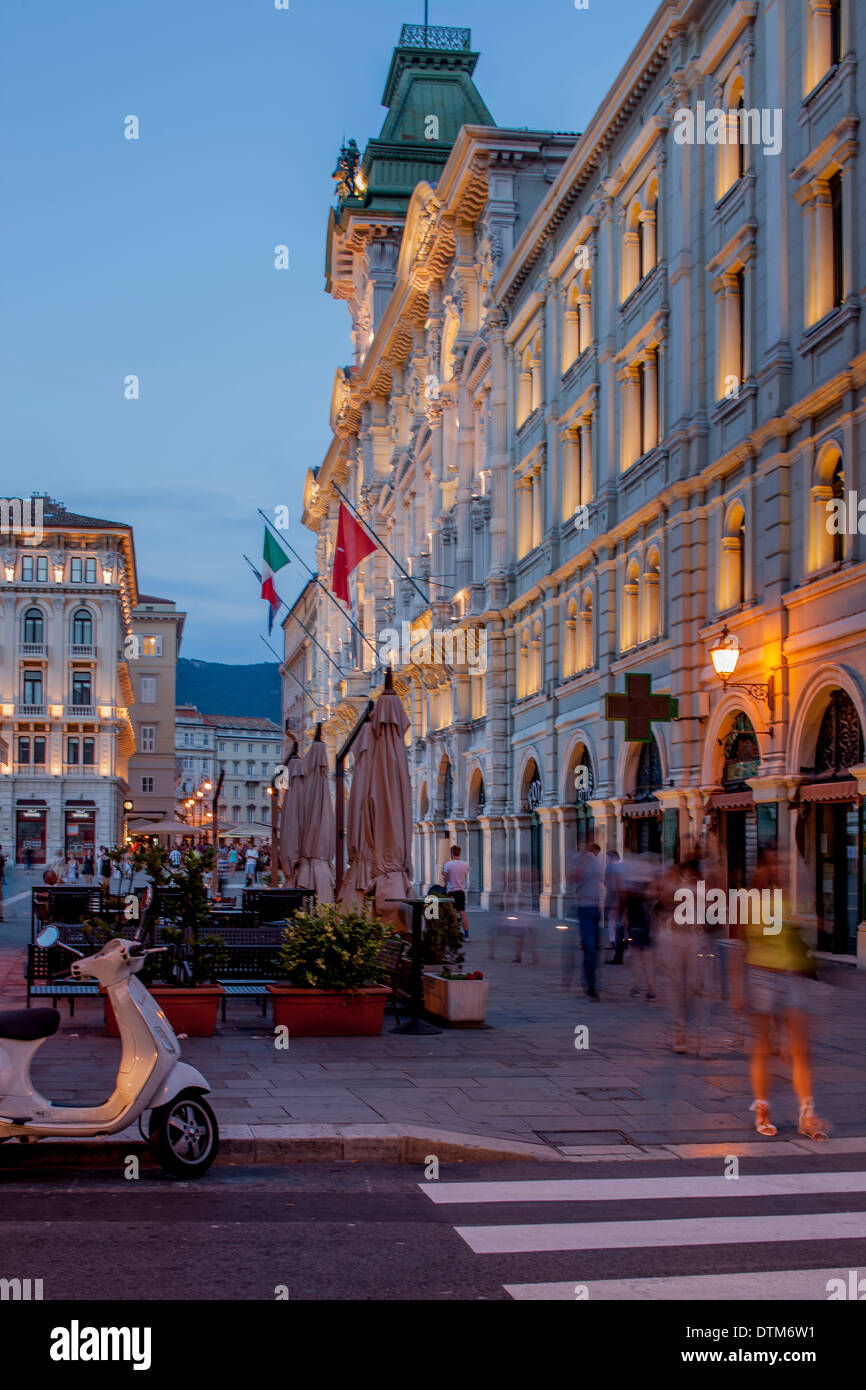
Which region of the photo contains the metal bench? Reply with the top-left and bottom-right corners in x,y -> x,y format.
215,980 -> 278,1021
25,944 -> 99,1014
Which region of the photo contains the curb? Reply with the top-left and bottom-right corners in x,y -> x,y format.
0,1123 -> 567,1167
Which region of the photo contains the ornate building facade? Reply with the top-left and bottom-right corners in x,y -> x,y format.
296,8 -> 866,957
0,497 -> 139,862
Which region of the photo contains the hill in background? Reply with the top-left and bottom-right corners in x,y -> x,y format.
176,658 -> 281,724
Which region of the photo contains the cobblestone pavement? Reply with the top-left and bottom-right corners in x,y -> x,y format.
1,865 -> 863,1153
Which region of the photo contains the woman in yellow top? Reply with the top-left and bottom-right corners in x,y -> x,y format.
743,852 -> 828,1142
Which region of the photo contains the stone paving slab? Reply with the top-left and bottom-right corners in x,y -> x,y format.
2,890 -> 865,1156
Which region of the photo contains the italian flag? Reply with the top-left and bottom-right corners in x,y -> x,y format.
261,528 -> 290,629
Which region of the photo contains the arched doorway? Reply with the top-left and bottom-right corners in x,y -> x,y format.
466,769 -> 486,906
801,690 -> 864,954
571,746 -> 595,851
623,735 -> 664,856
520,758 -> 543,911
719,712 -> 761,888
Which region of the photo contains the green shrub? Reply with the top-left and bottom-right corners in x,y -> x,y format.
276,904 -> 392,993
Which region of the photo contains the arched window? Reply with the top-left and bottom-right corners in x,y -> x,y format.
579,589 -> 593,671
623,200 -> 643,299
563,598 -> 578,678
22,607 -> 43,645
644,549 -> 661,642
518,626 -> 530,699
720,74 -> 746,196
530,334 -> 542,415
518,347 -> 532,426
623,559 -> 640,650
563,268 -> 592,371
72,608 -> 92,646
441,760 -> 453,820
721,502 -> 746,610
531,620 -> 543,693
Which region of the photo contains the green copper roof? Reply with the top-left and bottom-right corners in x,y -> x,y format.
338,24 -> 495,220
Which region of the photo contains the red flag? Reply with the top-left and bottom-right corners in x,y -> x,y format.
332,503 -> 377,603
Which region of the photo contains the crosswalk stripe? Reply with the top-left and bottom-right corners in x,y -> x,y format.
504,1268 -> 861,1301
421,1172 -> 866,1204
455,1210 -> 866,1254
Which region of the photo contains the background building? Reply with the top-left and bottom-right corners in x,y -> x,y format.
294,10 -> 866,956
127,594 -> 185,825
0,496 -> 138,862
209,716 -> 282,832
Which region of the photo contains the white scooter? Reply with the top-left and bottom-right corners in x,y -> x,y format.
0,928 -> 219,1177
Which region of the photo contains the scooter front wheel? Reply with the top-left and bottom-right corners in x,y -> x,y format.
148,1090 -> 219,1178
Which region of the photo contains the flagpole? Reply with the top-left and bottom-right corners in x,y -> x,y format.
331,482 -> 430,609
258,634 -> 326,712
256,509 -> 379,662
243,554 -> 344,680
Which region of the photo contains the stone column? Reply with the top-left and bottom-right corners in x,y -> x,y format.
538,805 -> 558,917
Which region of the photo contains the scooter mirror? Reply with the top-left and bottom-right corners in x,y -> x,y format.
36,926 -> 60,948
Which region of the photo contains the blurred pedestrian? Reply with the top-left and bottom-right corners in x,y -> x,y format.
99,847 -> 112,893
605,849 -> 626,963
24,846 -> 33,872
573,842 -> 603,998
83,850 -> 94,884
624,854 -> 656,1000
659,850 -> 709,1053
741,851 -> 829,1141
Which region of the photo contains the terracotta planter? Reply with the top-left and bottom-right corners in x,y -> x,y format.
267,985 -> 388,1037
423,972 -> 488,1026
103,986 -> 224,1038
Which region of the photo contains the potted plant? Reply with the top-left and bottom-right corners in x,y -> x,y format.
421,892 -> 489,1026
103,846 -> 226,1037
268,903 -> 392,1036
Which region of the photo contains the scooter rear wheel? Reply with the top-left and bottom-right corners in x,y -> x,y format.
148,1090 -> 219,1178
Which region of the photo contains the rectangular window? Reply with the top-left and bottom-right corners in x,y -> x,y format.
23,670 -> 43,704
140,676 -> 157,703
233,786 -> 240,801
830,0 -> 842,68
232,806 -> 240,822
638,361 -> 647,456
70,558 -> 82,583
140,724 -> 156,753
84,557 -> 96,583
21,556 -> 34,581
247,807 -> 255,824
141,776 -> 154,793
82,737 -> 95,766
830,172 -> 843,308
33,736 -> 46,765
72,672 -> 92,706
67,737 -> 80,764
17,736 -> 30,764
36,556 -> 48,581
219,742 -> 225,752
140,635 -> 162,657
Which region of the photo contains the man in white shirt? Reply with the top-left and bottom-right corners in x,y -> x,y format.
442,845 -> 470,939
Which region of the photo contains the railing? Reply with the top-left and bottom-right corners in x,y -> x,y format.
13,764 -> 48,776
16,703 -> 46,717
69,644 -> 95,658
399,23 -> 471,51
20,643 -> 46,657
67,705 -> 95,718
63,764 -> 97,776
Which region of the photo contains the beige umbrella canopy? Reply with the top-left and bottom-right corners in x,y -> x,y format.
337,721 -> 372,910
363,675 -> 413,932
296,731 -> 335,903
277,739 -> 304,888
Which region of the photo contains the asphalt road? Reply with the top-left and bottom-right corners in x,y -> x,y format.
2,1154 -> 866,1302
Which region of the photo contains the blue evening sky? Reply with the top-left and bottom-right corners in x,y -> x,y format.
1,0 -> 659,661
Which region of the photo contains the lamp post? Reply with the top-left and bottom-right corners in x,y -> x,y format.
709,625 -> 775,713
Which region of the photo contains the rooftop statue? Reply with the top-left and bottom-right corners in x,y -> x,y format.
332,140 -> 360,202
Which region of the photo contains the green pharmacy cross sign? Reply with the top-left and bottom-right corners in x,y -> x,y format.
605,673 -> 678,743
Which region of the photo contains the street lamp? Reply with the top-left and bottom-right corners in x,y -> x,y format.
710,625 -> 774,711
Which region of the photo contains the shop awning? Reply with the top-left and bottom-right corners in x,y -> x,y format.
799,779 -> 859,804
65,800 -> 96,807
707,790 -> 754,811
621,801 -> 662,819
16,799 -> 46,806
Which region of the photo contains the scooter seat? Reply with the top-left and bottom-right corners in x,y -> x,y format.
0,1008 -> 60,1041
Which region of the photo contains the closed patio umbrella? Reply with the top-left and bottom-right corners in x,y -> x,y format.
363,672 -> 413,932
296,729 -> 335,903
337,721 -> 372,909
277,739 -> 304,887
